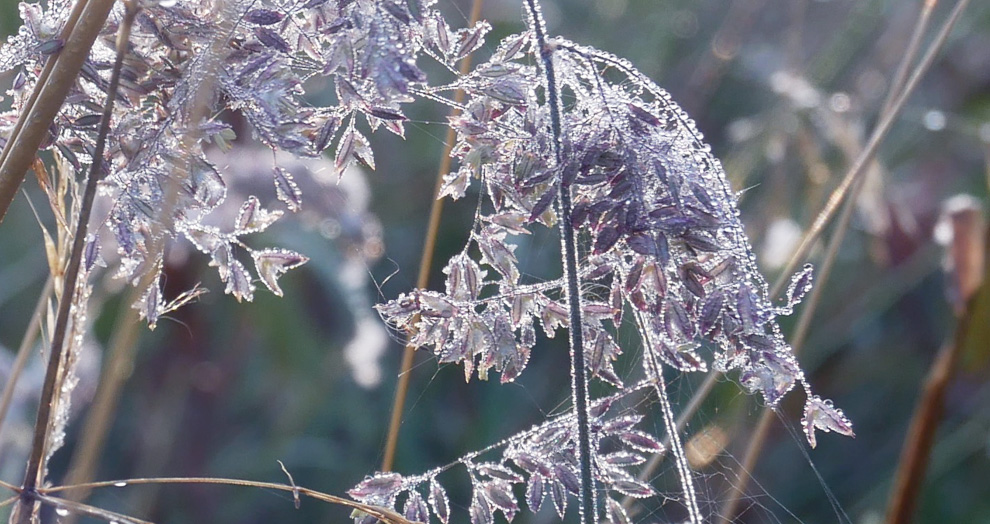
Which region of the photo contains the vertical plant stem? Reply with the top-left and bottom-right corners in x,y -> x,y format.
0,0 -> 116,224
884,320 -> 970,524
523,1 -> 596,522
0,277 -> 53,445
637,310 -> 701,522
12,5 -> 138,521
622,371 -> 718,513
381,0 -> 484,472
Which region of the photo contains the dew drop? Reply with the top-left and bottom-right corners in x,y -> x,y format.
923,109 -> 946,131
55,508 -> 70,517
113,481 -> 127,487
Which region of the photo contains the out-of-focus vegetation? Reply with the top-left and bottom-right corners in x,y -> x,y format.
1,0 -> 988,523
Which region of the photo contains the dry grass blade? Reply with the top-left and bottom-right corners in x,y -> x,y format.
381,0 -> 484,472
0,0 -> 115,224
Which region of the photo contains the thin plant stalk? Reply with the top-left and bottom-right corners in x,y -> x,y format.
32,493 -> 154,524
638,309 -> 702,522
0,277 -> 53,446
720,1 -> 969,519
524,0 -> 596,522
381,0 -> 484,472
622,371 -> 719,513
11,5 -> 138,521
39,476 -> 418,524
0,0 -> 116,224
879,0 -> 938,118
883,299 -> 977,523
769,0 -> 972,300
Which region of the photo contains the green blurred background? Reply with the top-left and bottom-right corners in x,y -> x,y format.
1,0 -> 989,523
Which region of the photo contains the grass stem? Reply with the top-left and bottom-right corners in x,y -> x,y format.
381,0 -> 485,472
523,0 -> 596,521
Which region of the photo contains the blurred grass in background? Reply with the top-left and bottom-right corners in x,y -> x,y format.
1,0 -> 989,523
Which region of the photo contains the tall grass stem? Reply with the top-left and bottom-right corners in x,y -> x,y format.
381,0 -> 484,472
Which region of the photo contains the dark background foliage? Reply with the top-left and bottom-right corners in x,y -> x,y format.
1,0 -> 989,523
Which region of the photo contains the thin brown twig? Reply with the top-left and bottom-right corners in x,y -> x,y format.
381,0 -> 484,472
0,277 -> 52,444
42,477 -> 416,524
33,493 -> 155,524
0,0 -> 115,224
0,479 -> 19,492
13,5 -> 139,521
884,320 -> 970,524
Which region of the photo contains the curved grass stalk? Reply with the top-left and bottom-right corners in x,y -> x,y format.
381,0 -> 485,473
